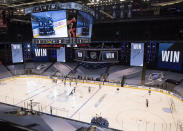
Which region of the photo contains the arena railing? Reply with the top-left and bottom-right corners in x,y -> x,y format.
0,100 -> 121,131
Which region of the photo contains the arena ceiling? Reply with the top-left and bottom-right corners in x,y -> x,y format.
0,0 -> 183,8
1,0 -> 86,8
0,0 -> 81,8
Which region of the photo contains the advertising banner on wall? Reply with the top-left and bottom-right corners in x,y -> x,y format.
130,43 -> 144,66
75,50 -> 83,60
32,44 -> 49,62
102,51 -> 118,61
158,43 -> 182,71
11,44 -> 23,63
57,47 -> 65,62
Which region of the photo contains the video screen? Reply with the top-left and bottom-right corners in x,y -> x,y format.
130,43 -> 144,66
158,43 -> 183,71
102,51 -> 118,61
57,47 -> 66,62
67,11 -> 77,38
31,10 -> 68,38
76,11 -> 93,38
11,44 -> 23,63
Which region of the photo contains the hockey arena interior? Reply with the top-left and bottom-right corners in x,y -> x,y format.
0,0 -> 183,131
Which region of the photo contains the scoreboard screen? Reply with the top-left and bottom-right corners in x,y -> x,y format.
76,11 -> 93,38
31,9 -> 93,44
31,10 -> 68,38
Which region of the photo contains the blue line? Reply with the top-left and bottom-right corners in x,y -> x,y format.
15,87 -> 50,106
94,94 -> 107,108
70,88 -> 101,118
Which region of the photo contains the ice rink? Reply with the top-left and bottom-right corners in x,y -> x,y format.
0,75 -> 183,131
